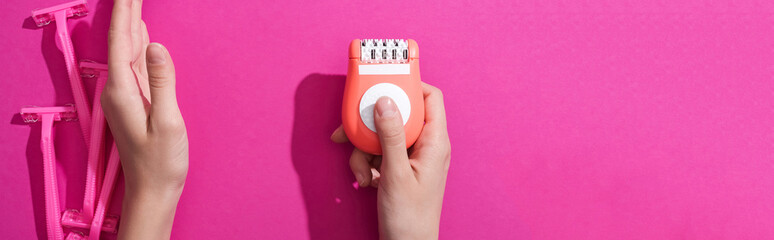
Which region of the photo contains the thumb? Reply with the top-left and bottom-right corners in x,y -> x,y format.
145,43 -> 180,122
374,97 -> 411,177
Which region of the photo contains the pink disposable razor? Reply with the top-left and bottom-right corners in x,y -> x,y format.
62,61 -> 119,233
67,144 -> 121,240
32,0 -> 92,145
21,105 -> 78,240
64,145 -> 120,240
86,144 -> 121,240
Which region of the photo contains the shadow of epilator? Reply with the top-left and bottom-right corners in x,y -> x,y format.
291,74 -> 379,239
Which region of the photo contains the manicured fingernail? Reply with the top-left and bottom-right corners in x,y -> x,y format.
147,43 -> 166,64
375,97 -> 397,118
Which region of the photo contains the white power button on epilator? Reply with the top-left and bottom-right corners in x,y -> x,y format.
359,83 -> 411,132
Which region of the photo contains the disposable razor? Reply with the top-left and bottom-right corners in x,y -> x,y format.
343,39 -> 424,155
21,105 -> 78,240
62,61 -> 119,233
61,144 -> 117,240
66,145 -> 121,240
32,0 -> 92,145
83,61 -> 122,240
84,143 -> 121,240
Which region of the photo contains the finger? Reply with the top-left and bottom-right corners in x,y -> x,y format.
141,20 -> 150,46
421,82 -> 447,127
103,0 -> 147,134
136,21 -> 149,79
145,43 -> 182,131
373,97 -> 412,178
108,0 -> 135,87
135,21 -> 151,101
330,125 -> 349,143
349,149 -> 373,187
369,168 -> 381,188
131,0 -> 143,60
411,82 -> 451,163
372,155 -> 382,171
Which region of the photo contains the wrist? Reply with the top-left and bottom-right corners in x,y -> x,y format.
118,181 -> 183,240
379,213 -> 440,240
125,181 -> 183,205
123,167 -> 187,198
380,225 -> 439,240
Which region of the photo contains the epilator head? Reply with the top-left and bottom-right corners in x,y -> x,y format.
342,39 -> 424,155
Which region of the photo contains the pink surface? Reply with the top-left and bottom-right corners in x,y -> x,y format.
2,0 -> 773,239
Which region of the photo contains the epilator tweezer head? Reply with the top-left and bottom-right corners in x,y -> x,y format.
360,39 -> 409,64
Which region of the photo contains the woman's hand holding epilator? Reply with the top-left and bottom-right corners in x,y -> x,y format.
102,0 -> 188,239
332,82 -> 451,240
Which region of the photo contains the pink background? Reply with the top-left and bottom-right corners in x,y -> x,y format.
2,0 -> 773,239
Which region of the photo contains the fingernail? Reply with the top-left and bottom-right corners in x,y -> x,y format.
147,43 -> 166,64
375,97 -> 397,118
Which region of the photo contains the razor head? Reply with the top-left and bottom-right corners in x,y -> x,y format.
61,209 -> 119,233
361,39 -> 409,64
79,60 -> 108,78
65,231 -> 87,240
20,105 -> 77,123
31,0 -> 88,27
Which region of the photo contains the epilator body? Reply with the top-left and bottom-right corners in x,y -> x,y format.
343,39 -> 424,155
